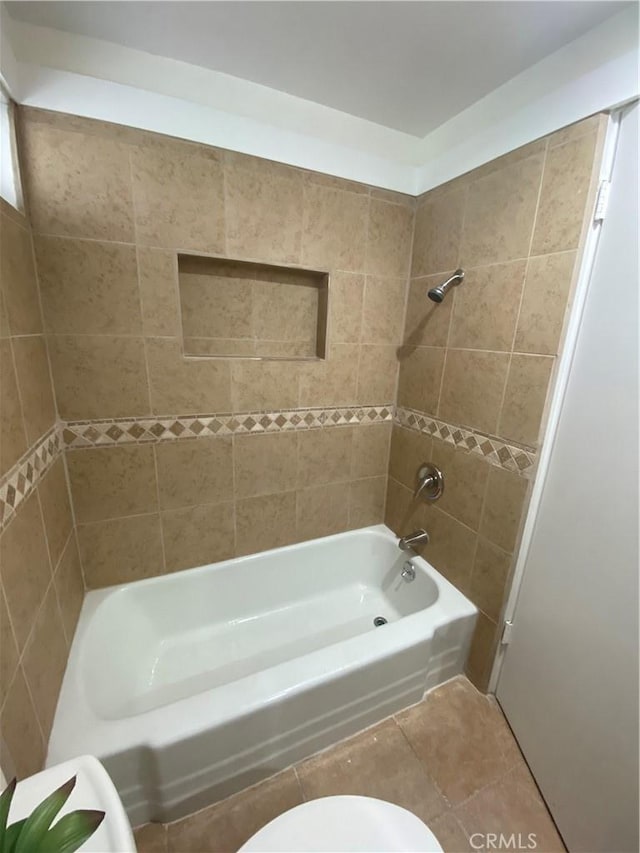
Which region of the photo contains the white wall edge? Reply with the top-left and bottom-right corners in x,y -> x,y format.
15,63 -> 419,193
416,49 -> 638,194
488,109 -> 623,694
0,5 -> 20,96
2,7 -> 638,195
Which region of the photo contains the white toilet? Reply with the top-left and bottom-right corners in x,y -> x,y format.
4,755 -> 136,852
239,795 -> 444,853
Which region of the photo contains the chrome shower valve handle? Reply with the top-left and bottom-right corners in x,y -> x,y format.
414,463 -> 445,501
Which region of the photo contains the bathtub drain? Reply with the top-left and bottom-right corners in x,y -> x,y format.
373,616 -> 388,627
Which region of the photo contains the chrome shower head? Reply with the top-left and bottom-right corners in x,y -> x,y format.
428,269 -> 464,303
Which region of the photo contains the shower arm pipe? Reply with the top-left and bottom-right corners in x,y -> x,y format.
440,269 -> 464,289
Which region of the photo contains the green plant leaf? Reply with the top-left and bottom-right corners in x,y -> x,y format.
2,819 -> 26,853
0,777 -> 17,853
13,777 -> 76,853
38,810 -> 105,853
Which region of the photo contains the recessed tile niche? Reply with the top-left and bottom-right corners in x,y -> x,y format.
178,254 -> 329,360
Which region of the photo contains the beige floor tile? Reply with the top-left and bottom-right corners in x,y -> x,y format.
134,678 -> 563,853
455,762 -> 565,852
297,718 -> 447,825
134,822 -> 168,853
431,811 -> 473,852
167,770 -> 302,853
396,677 -> 521,806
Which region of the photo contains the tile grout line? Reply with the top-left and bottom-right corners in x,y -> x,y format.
438,184 -> 469,419
292,765 -> 307,803
39,486 -> 75,652
72,480 -> 383,532
465,460 -> 492,613
151,444 -> 168,576
5,332 -> 30,474
26,213 -> 62,441
3,570 -> 59,745
408,245 -> 580,281
388,475 -> 483,539
60,444 -> 88,592
2,512 -> 76,725
50,526 -> 78,648
494,136 -> 551,443
34,332 -> 568,359
230,433 -> 239,559
133,147 -> 168,579
391,715 -> 452,812
346,427 -> 356,529
388,187 -> 418,524
354,191 -> 372,406
128,147 -> 155,420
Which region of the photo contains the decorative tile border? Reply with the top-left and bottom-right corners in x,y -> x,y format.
0,425 -> 62,533
0,402 -> 534,531
394,406 -> 537,478
62,405 -> 394,449
0,400 -> 536,534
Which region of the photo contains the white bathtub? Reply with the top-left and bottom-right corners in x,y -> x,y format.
47,525 -> 477,825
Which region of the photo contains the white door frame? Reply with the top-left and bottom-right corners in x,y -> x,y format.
488,106 -> 627,692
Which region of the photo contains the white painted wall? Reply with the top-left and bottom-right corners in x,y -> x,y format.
1,6 -> 638,193
0,5 -> 19,96
496,101 -> 639,852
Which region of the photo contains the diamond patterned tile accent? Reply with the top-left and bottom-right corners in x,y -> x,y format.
497,446 -> 512,464
394,406 -> 536,479
0,402 -> 401,531
127,423 -> 146,439
106,425 -> 124,441
61,405 -> 393,450
0,425 -> 62,534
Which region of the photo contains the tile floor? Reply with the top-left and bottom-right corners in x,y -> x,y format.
134,676 -> 565,853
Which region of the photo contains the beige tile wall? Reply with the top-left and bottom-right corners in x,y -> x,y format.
18,107 -> 413,587
67,423 -> 391,587
0,195 -> 84,780
13,104 -> 607,704
386,114 -> 607,688
19,107 -> 413,424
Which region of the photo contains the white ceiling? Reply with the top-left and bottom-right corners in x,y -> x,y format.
4,0 -> 631,136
